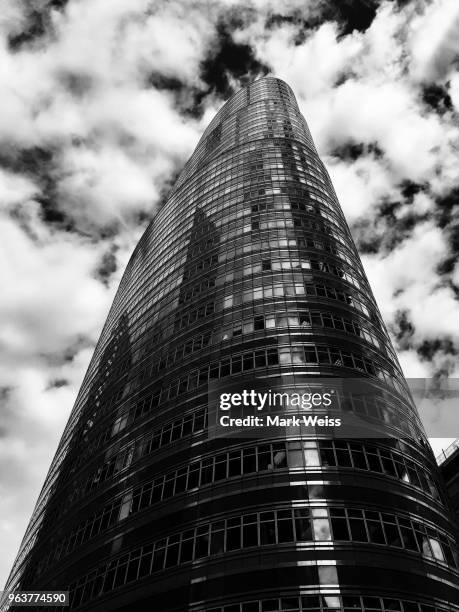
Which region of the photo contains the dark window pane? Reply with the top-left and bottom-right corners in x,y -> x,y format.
400,526 -> 418,551
165,540 -> 179,567
262,600 -> 280,612
243,354 -> 254,370
195,532 -> 209,558
336,449 -> 352,467
349,519 -> 367,542
295,516 -> 312,541
367,521 -> 385,544
331,517 -> 349,540
320,447 -> 336,466
351,450 -> 367,469
138,552 -> 152,577
126,558 -> 139,583
260,521 -> 276,545
227,526 -> 241,551
243,449 -> 256,474
384,523 -> 402,547
188,467 -> 199,489
152,547 -> 165,572
214,459 -> 227,481
281,597 -> 299,610
277,519 -> 294,543
243,523 -> 258,547
180,536 -> 194,563
366,452 -> 382,472
200,460 -> 213,486
210,529 -> 225,555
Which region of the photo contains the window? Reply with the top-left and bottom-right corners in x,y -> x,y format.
312,509 -> 331,541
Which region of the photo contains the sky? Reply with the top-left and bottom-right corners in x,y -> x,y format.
1,0 -> 459,589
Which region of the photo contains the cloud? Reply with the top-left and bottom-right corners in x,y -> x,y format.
325,153 -> 398,223
0,0 -> 213,235
0,168 -> 38,207
362,222 -> 459,376
450,72 -> 459,111
409,0 -> 459,82
0,218 -> 112,361
55,144 -> 160,230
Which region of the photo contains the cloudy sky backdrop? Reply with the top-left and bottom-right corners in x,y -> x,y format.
1,0 -> 458,588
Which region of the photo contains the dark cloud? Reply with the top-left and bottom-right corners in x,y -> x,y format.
421,83 -> 453,114
400,180 -> 427,201
0,386 -> 13,404
351,181 -> 434,255
6,1 -> 68,51
436,252 -> 457,277
329,0 -> 381,36
59,336 -> 94,364
350,218 -> 383,254
330,142 -> 365,161
265,13 -> 300,29
333,71 -> 358,87
391,309 -> 415,349
57,70 -> 95,98
436,219 -> 459,278
147,73 -> 207,119
7,9 -> 48,51
434,186 -> 459,229
93,245 -> 118,286
200,20 -> 270,98
0,145 -> 79,233
148,73 -> 184,92
148,16 -> 272,119
329,142 -> 383,162
265,0 -> 380,42
380,214 -> 428,251
46,378 -> 69,390
48,0 -> 69,8
265,12 -> 310,45
417,338 -> 456,361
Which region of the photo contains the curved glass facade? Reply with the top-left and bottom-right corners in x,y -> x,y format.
3,77 -> 459,611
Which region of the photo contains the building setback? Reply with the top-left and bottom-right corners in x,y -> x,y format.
439,441 -> 459,522
3,77 -> 459,612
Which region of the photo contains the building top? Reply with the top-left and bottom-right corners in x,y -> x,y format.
437,439 -> 459,465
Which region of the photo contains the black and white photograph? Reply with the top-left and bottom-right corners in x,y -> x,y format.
0,0 -> 458,610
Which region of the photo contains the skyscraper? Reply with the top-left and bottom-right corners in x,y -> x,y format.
3,77 -> 459,611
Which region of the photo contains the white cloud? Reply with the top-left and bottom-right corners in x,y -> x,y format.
0,218 -> 113,361
450,72 -> 459,111
56,144 -> 160,229
303,79 -> 449,183
0,0 -> 207,231
0,169 -> 38,208
397,349 -> 431,378
253,21 -> 362,99
325,154 -> 398,222
362,223 -> 459,353
409,0 -> 459,82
